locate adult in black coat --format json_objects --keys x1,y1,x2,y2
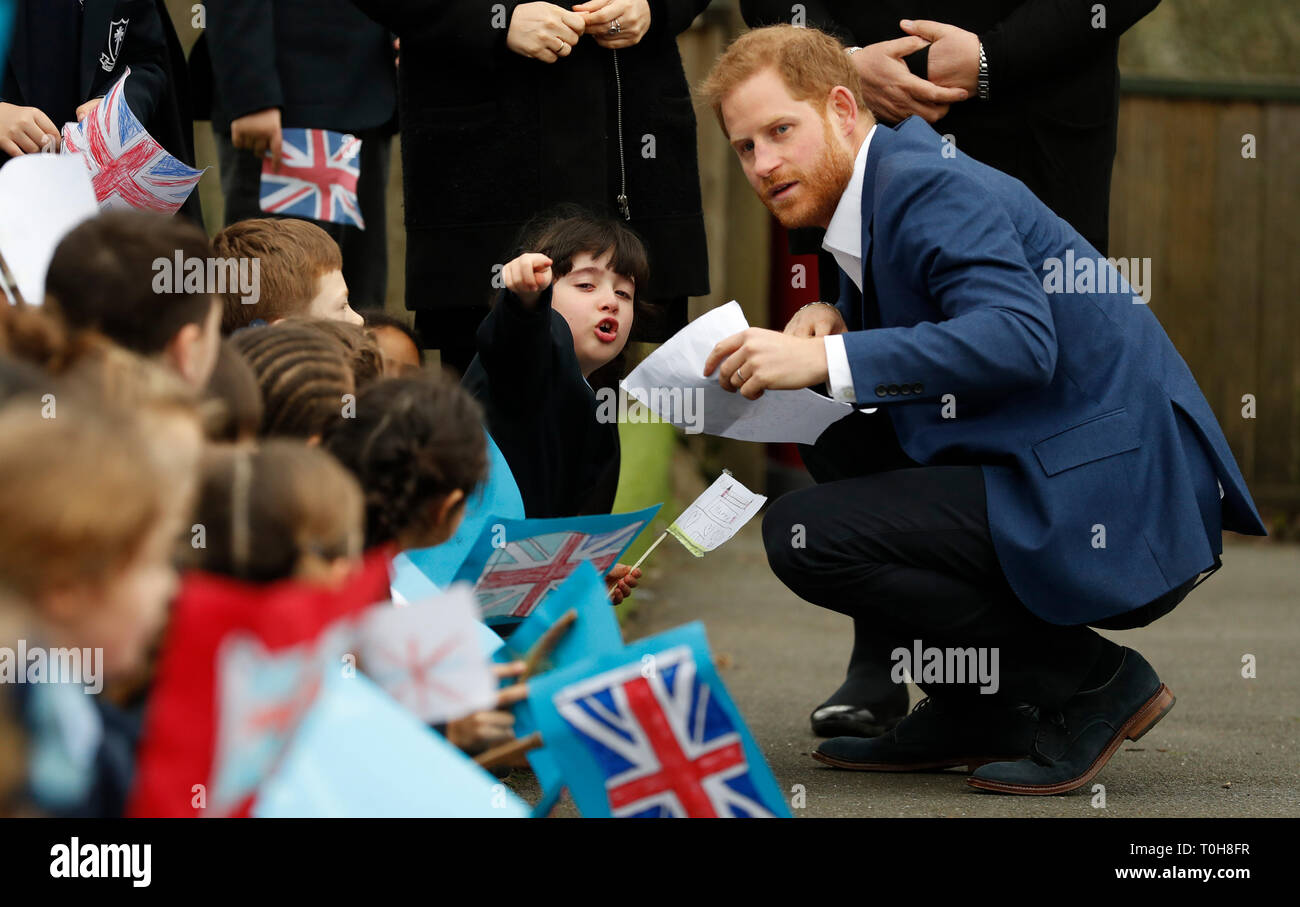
[
  {"x1": 1, "y1": 0, "x2": 203, "y2": 224},
  {"x1": 191, "y1": 0, "x2": 399, "y2": 309},
  {"x1": 741, "y1": 0, "x2": 1162, "y2": 257},
  {"x1": 350, "y1": 1, "x2": 712, "y2": 372}
]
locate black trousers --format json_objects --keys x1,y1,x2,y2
[
  {"x1": 214, "y1": 127, "x2": 392, "y2": 311},
  {"x1": 762, "y1": 410, "x2": 1193, "y2": 710}
]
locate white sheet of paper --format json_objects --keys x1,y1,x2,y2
[
  {"x1": 667, "y1": 470, "x2": 767, "y2": 557},
  {"x1": 621, "y1": 300, "x2": 860, "y2": 444},
  {"x1": 0, "y1": 154, "x2": 99, "y2": 306},
  {"x1": 358, "y1": 583, "x2": 498, "y2": 725}
]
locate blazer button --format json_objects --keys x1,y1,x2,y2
[
  {"x1": 913, "y1": 383, "x2": 924, "y2": 394},
  {"x1": 875, "y1": 385, "x2": 888, "y2": 397},
  {"x1": 887, "y1": 384, "x2": 900, "y2": 395}
]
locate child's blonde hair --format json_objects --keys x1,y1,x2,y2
[
  {"x1": 186, "y1": 441, "x2": 365, "y2": 583},
  {"x1": 0, "y1": 401, "x2": 171, "y2": 604}
]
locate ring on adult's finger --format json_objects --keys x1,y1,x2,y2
[{"x1": 609, "y1": 19, "x2": 622, "y2": 34}]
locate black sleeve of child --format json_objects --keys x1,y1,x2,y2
[
  {"x1": 114, "y1": 0, "x2": 170, "y2": 125},
  {"x1": 475, "y1": 287, "x2": 559, "y2": 413},
  {"x1": 206, "y1": 0, "x2": 284, "y2": 124}
]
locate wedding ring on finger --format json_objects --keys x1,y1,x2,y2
[{"x1": 609, "y1": 19, "x2": 622, "y2": 34}]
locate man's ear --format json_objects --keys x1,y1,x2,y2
[{"x1": 828, "y1": 85, "x2": 859, "y2": 136}]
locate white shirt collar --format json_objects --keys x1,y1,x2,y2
[{"x1": 822, "y1": 125, "x2": 876, "y2": 292}]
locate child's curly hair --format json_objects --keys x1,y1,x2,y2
[
  {"x1": 231, "y1": 322, "x2": 354, "y2": 438},
  {"x1": 322, "y1": 375, "x2": 488, "y2": 548}
]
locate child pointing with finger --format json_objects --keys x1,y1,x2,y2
[{"x1": 461, "y1": 207, "x2": 650, "y2": 602}]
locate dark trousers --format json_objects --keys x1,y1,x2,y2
[
  {"x1": 762, "y1": 411, "x2": 1191, "y2": 711},
  {"x1": 214, "y1": 127, "x2": 392, "y2": 310}
]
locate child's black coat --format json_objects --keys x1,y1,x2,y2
[{"x1": 462, "y1": 287, "x2": 620, "y2": 519}]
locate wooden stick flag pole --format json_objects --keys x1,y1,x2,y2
[
  {"x1": 521, "y1": 608, "x2": 577, "y2": 680},
  {"x1": 474, "y1": 731, "x2": 544, "y2": 769},
  {"x1": 0, "y1": 248, "x2": 27, "y2": 308}
]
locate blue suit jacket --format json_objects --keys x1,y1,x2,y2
[{"x1": 835, "y1": 117, "x2": 1266, "y2": 626}]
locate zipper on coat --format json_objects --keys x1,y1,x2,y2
[{"x1": 612, "y1": 49, "x2": 630, "y2": 220}]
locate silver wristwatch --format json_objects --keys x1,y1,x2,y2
[{"x1": 978, "y1": 41, "x2": 990, "y2": 100}]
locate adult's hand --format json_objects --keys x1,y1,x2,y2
[
  {"x1": 573, "y1": 0, "x2": 651, "y2": 49},
  {"x1": 231, "y1": 107, "x2": 283, "y2": 169},
  {"x1": 783, "y1": 302, "x2": 847, "y2": 338},
  {"x1": 850, "y1": 36, "x2": 967, "y2": 124},
  {"x1": 0, "y1": 102, "x2": 60, "y2": 157},
  {"x1": 703, "y1": 328, "x2": 830, "y2": 400},
  {"x1": 900, "y1": 19, "x2": 981, "y2": 95},
  {"x1": 507, "y1": 2, "x2": 585, "y2": 63}
]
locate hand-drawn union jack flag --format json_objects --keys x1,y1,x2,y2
[
  {"x1": 553, "y1": 644, "x2": 779, "y2": 818},
  {"x1": 259, "y1": 127, "x2": 365, "y2": 228},
  {"x1": 472, "y1": 522, "x2": 643, "y2": 623},
  {"x1": 60, "y1": 67, "x2": 204, "y2": 214}
]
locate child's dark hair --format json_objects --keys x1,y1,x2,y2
[
  {"x1": 282, "y1": 316, "x2": 383, "y2": 389},
  {"x1": 230, "y1": 323, "x2": 354, "y2": 438},
  {"x1": 514, "y1": 204, "x2": 651, "y2": 296},
  {"x1": 512, "y1": 205, "x2": 652, "y2": 389},
  {"x1": 322, "y1": 375, "x2": 488, "y2": 548},
  {"x1": 187, "y1": 441, "x2": 364, "y2": 582},
  {"x1": 200, "y1": 340, "x2": 264, "y2": 443},
  {"x1": 358, "y1": 309, "x2": 424, "y2": 361},
  {"x1": 44, "y1": 211, "x2": 217, "y2": 355}
]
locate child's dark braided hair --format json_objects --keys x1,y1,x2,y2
[
  {"x1": 322, "y1": 374, "x2": 488, "y2": 548},
  {"x1": 231, "y1": 323, "x2": 355, "y2": 439}
]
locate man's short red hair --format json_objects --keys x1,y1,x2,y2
[{"x1": 698, "y1": 25, "x2": 867, "y2": 136}]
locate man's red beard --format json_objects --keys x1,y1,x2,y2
[{"x1": 759, "y1": 117, "x2": 856, "y2": 230}]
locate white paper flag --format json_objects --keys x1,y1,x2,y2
[
  {"x1": 357, "y1": 583, "x2": 498, "y2": 725},
  {"x1": 667, "y1": 470, "x2": 767, "y2": 557},
  {"x1": 0, "y1": 154, "x2": 98, "y2": 306},
  {"x1": 621, "y1": 300, "x2": 863, "y2": 444}
]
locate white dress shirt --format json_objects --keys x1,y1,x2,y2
[{"x1": 821, "y1": 125, "x2": 876, "y2": 404}]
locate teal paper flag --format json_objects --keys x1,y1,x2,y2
[{"x1": 253, "y1": 672, "x2": 528, "y2": 818}]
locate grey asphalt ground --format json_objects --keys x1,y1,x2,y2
[{"x1": 515, "y1": 507, "x2": 1300, "y2": 818}]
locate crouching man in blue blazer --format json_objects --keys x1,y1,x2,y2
[{"x1": 699, "y1": 25, "x2": 1266, "y2": 795}]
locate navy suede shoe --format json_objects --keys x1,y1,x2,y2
[
  {"x1": 968, "y1": 647, "x2": 1175, "y2": 795},
  {"x1": 812, "y1": 696, "x2": 1039, "y2": 772},
  {"x1": 809, "y1": 686, "x2": 909, "y2": 738}
]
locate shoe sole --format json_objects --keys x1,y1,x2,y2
[
  {"x1": 966, "y1": 683, "x2": 1176, "y2": 796},
  {"x1": 811, "y1": 751, "x2": 1023, "y2": 773}
]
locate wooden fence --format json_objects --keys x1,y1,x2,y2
[{"x1": 1110, "y1": 82, "x2": 1300, "y2": 527}]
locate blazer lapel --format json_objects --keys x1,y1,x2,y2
[
  {"x1": 81, "y1": 0, "x2": 116, "y2": 99},
  {"x1": 856, "y1": 121, "x2": 905, "y2": 329}
]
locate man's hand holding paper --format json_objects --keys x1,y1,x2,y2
[
  {"x1": 620, "y1": 300, "x2": 858, "y2": 444},
  {"x1": 703, "y1": 327, "x2": 830, "y2": 401}
]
